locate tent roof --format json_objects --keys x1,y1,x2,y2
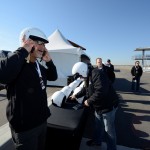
[
  {"x1": 46, "y1": 29, "x2": 86, "y2": 50},
  {"x1": 46, "y1": 29, "x2": 76, "y2": 50},
  {"x1": 67, "y1": 40, "x2": 86, "y2": 50}
]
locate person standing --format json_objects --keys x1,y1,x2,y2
[
  {"x1": 105, "y1": 59, "x2": 114, "y2": 72},
  {"x1": 131, "y1": 61, "x2": 143, "y2": 92},
  {"x1": 71, "y1": 61, "x2": 119, "y2": 150},
  {"x1": 96, "y1": 58, "x2": 115, "y2": 84},
  {"x1": 0, "y1": 27, "x2": 57, "y2": 150}
]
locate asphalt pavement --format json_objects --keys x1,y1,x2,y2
[{"x1": 0, "y1": 66, "x2": 150, "y2": 150}]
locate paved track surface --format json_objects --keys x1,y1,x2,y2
[{"x1": 0, "y1": 67, "x2": 150, "y2": 149}]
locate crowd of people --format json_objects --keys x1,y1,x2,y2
[{"x1": 0, "y1": 26, "x2": 143, "y2": 150}]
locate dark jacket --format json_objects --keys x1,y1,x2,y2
[
  {"x1": 87, "y1": 68, "x2": 119, "y2": 114},
  {"x1": 95, "y1": 64, "x2": 116, "y2": 84},
  {"x1": 0, "y1": 48, "x2": 57, "y2": 132},
  {"x1": 106, "y1": 63, "x2": 114, "y2": 72},
  {"x1": 131, "y1": 66, "x2": 143, "y2": 78}
]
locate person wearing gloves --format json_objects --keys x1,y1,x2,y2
[
  {"x1": 70, "y1": 61, "x2": 119, "y2": 150},
  {"x1": 0, "y1": 27, "x2": 57, "y2": 150}
]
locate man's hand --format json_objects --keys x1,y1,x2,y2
[
  {"x1": 42, "y1": 48, "x2": 52, "y2": 62},
  {"x1": 22, "y1": 35, "x2": 35, "y2": 53},
  {"x1": 69, "y1": 95, "x2": 76, "y2": 100},
  {"x1": 84, "y1": 100, "x2": 89, "y2": 107}
]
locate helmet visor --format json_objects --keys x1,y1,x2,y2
[{"x1": 29, "y1": 35, "x2": 49, "y2": 43}]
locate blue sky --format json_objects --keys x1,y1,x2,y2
[{"x1": 0, "y1": 0, "x2": 150, "y2": 65}]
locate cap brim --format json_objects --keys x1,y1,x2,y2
[{"x1": 29, "y1": 35, "x2": 49, "y2": 43}]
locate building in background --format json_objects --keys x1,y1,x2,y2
[{"x1": 132, "y1": 47, "x2": 150, "y2": 72}]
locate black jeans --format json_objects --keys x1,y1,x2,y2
[
  {"x1": 11, "y1": 122, "x2": 47, "y2": 150},
  {"x1": 131, "y1": 76, "x2": 140, "y2": 91}
]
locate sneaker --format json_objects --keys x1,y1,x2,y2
[{"x1": 86, "y1": 139, "x2": 101, "y2": 146}]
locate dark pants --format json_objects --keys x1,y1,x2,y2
[
  {"x1": 132, "y1": 76, "x2": 140, "y2": 91},
  {"x1": 11, "y1": 122, "x2": 47, "y2": 150}
]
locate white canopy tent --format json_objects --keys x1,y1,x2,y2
[{"x1": 44, "y1": 29, "x2": 90, "y2": 86}]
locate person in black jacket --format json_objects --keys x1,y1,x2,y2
[
  {"x1": 70, "y1": 61, "x2": 119, "y2": 150},
  {"x1": 95, "y1": 58, "x2": 115, "y2": 84},
  {"x1": 0, "y1": 27, "x2": 57, "y2": 150},
  {"x1": 105, "y1": 59, "x2": 114, "y2": 72},
  {"x1": 131, "y1": 61, "x2": 143, "y2": 91}
]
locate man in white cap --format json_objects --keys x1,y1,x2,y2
[{"x1": 0, "y1": 27, "x2": 57, "y2": 150}]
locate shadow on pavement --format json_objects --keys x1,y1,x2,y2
[
  {"x1": 114, "y1": 78, "x2": 149, "y2": 94},
  {"x1": 115, "y1": 105, "x2": 150, "y2": 149},
  {"x1": 114, "y1": 78, "x2": 150, "y2": 149},
  {"x1": 114, "y1": 69, "x2": 121, "y2": 72}
]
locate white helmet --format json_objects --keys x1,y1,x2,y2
[
  {"x1": 19, "y1": 27, "x2": 49, "y2": 45},
  {"x1": 72, "y1": 62, "x2": 88, "y2": 78},
  {"x1": 68, "y1": 82, "x2": 77, "y2": 91},
  {"x1": 61, "y1": 86, "x2": 73, "y2": 99},
  {"x1": 73, "y1": 79, "x2": 82, "y2": 87},
  {"x1": 79, "y1": 81, "x2": 85, "y2": 88},
  {"x1": 73, "y1": 86, "x2": 84, "y2": 104},
  {"x1": 51, "y1": 91, "x2": 66, "y2": 107},
  {"x1": 68, "y1": 79, "x2": 82, "y2": 91}
]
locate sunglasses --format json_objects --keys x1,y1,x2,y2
[{"x1": 34, "y1": 40, "x2": 45, "y2": 45}]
